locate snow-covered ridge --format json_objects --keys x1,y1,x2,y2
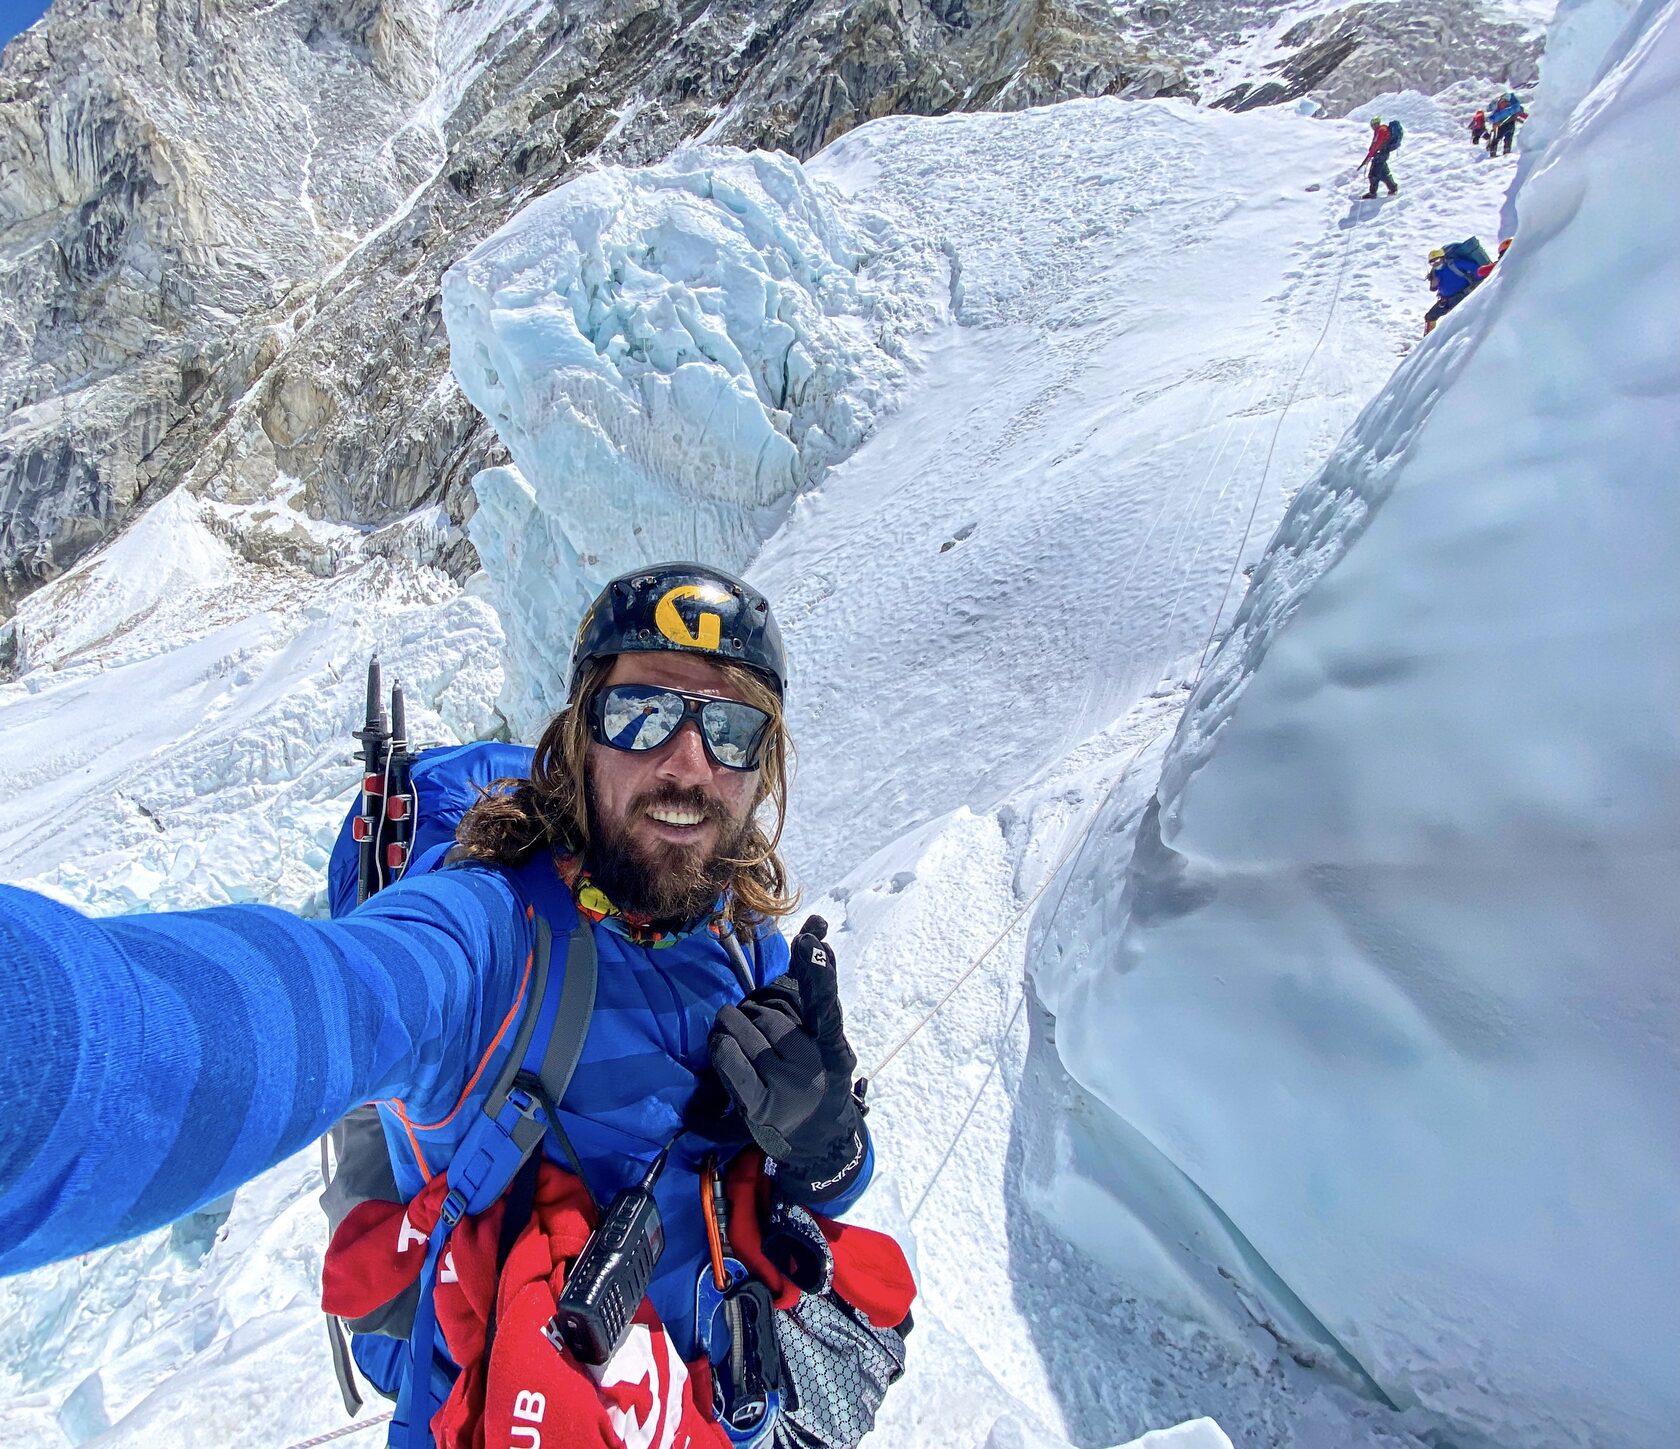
[
  {"x1": 0, "y1": 0, "x2": 1547, "y2": 624},
  {"x1": 0, "y1": 492, "x2": 502, "y2": 919}
]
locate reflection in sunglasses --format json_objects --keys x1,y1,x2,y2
[{"x1": 592, "y1": 685, "x2": 770, "y2": 771}]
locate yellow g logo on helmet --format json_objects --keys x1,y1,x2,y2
[{"x1": 654, "y1": 582, "x2": 731, "y2": 651}]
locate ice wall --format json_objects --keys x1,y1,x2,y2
[
  {"x1": 441, "y1": 147, "x2": 941, "y2": 736},
  {"x1": 1501, "y1": 0, "x2": 1642, "y2": 233},
  {"x1": 1042, "y1": 2, "x2": 1680, "y2": 1445}
]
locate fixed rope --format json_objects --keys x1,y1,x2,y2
[
  {"x1": 867, "y1": 198, "x2": 1358, "y2": 1090},
  {"x1": 279, "y1": 1414, "x2": 393, "y2": 1449},
  {"x1": 863, "y1": 735, "x2": 1149, "y2": 1084},
  {"x1": 1195, "y1": 213, "x2": 1355, "y2": 678}
]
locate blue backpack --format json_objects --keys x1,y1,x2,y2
[
  {"x1": 1385, "y1": 118, "x2": 1404, "y2": 149},
  {"x1": 321, "y1": 740, "x2": 600, "y2": 1449},
  {"x1": 325, "y1": 740, "x2": 535, "y2": 917}
]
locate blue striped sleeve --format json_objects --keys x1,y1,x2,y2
[{"x1": 0, "y1": 867, "x2": 531, "y2": 1276}]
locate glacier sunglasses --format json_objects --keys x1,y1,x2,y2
[{"x1": 587, "y1": 683, "x2": 773, "y2": 771}]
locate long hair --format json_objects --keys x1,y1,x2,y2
[{"x1": 454, "y1": 657, "x2": 797, "y2": 932}]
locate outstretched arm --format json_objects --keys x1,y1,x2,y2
[{"x1": 0, "y1": 866, "x2": 531, "y2": 1276}]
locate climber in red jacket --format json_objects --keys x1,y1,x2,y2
[{"x1": 1362, "y1": 117, "x2": 1400, "y2": 199}]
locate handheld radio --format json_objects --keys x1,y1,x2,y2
[{"x1": 546, "y1": 1145, "x2": 670, "y2": 1365}]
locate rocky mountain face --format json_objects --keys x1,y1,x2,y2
[
  {"x1": 0, "y1": 0, "x2": 1540, "y2": 623},
  {"x1": 1197, "y1": 1, "x2": 1544, "y2": 113}
]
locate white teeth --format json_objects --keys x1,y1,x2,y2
[{"x1": 649, "y1": 808, "x2": 705, "y2": 826}]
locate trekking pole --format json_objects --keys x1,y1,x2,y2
[
  {"x1": 382, "y1": 682, "x2": 416, "y2": 884},
  {"x1": 351, "y1": 657, "x2": 391, "y2": 905}
]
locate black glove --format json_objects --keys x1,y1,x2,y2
[{"x1": 707, "y1": 916, "x2": 868, "y2": 1202}]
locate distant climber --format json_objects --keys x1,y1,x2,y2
[
  {"x1": 1469, "y1": 108, "x2": 1488, "y2": 146},
  {"x1": 1486, "y1": 93, "x2": 1527, "y2": 155},
  {"x1": 1362, "y1": 116, "x2": 1402, "y2": 198},
  {"x1": 1477, "y1": 237, "x2": 1514, "y2": 279},
  {"x1": 1423, "y1": 240, "x2": 1490, "y2": 332}
]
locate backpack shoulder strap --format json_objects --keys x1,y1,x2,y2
[
  {"x1": 396, "y1": 863, "x2": 599, "y2": 1449},
  {"x1": 483, "y1": 905, "x2": 598, "y2": 1121}
]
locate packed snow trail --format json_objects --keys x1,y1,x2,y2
[{"x1": 0, "y1": 92, "x2": 1512, "y2": 1449}]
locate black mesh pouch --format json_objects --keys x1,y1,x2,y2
[{"x1": 762, "y1": 1202, "x2": 909, "y2": 1449}]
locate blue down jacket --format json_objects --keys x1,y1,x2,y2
[{"x1": 0, "y1": 860, "x2": 873, "y2": 1364}]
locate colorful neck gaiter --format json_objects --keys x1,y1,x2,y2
[{"x1": 555, "y1": 853, "x2": 707, "y2": 948}]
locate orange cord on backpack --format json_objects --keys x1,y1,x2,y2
[{"x1": 700, "y1": 1154, "x2": 729, "y2": 1290}]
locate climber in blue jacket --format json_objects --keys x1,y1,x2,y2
[
  {"x1": 0, "y1": 562, "x2": 872, "y2": 1386},
  {"x1": 1424, "y1": 246, "x2": 1485, "y2": 331},
  {"x1": 1485, "y1": 92, "x2": 1528, "y2": 155}
]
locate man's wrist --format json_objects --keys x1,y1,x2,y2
[{"x1": 768, "y1": 1118, "x2": 870, "y2": 1204}]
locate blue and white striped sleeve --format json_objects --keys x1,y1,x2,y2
[{"x1": 0, "y1": 866, "x2": 531, "y2": 1276}]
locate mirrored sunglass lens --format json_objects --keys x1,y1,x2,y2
[
  {"x1": 701, "y1": 700, "x2": 768, "y2": 768},
  {"x1": 600, "y1": 687, "x2": 683, "y2": 751}
]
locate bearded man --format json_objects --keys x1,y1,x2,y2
[{"x1": 0, "y1": 562, "x2": 876, "y2": 1445}]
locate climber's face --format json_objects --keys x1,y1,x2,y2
[{"x1": 583, "y1": 652, "x2": 763, "y2": 922}]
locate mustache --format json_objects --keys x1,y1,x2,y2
[{"x1": 632, "y1": 785, "x2": 725, "y2": 822}]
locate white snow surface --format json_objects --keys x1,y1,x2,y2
[
  {"x1": 6, "y1": 21, "x2": 1662, "y2": 1449},
  {"x1": 0, "y1": 492, "x2": 503, "y2": 915}
]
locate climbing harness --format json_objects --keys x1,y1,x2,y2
[{"x1": 695, "y1": 1155, "x2": 784, "y2": 1447}]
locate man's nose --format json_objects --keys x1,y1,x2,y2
[{"x1": 654, "y1": 719, "x2": 714, "y2": 783}]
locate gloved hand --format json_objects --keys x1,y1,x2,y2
[{"x1": 707, "y1": 916, "x2": 868, "y2": 1202}]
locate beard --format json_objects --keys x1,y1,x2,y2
[{"x1": 584, "y1": 779, "x2": 755, "y2": 926}]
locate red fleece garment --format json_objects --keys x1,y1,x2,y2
[{"x1": 723, "y1": 1152, "x2": 917, "y2": 1329}]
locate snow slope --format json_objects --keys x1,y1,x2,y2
[
  {"x1": 1039, "y1": 0, "x2": 1680, "y2": 1445},
  {"x1": 0, "y1": 72, "x2": 1535, "y2": 1449}
]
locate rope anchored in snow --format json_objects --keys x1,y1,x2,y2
[
  {"x1": 860, "y1": 737, "x2": 1147, "y2": 1087},
  {"x1": 1197, "y1": 205, "x2": 1355, "y2": 679}
]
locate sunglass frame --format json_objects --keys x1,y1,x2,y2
[{"x1": 587, "y1": 683, "x2": 772, "y2": 772}]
